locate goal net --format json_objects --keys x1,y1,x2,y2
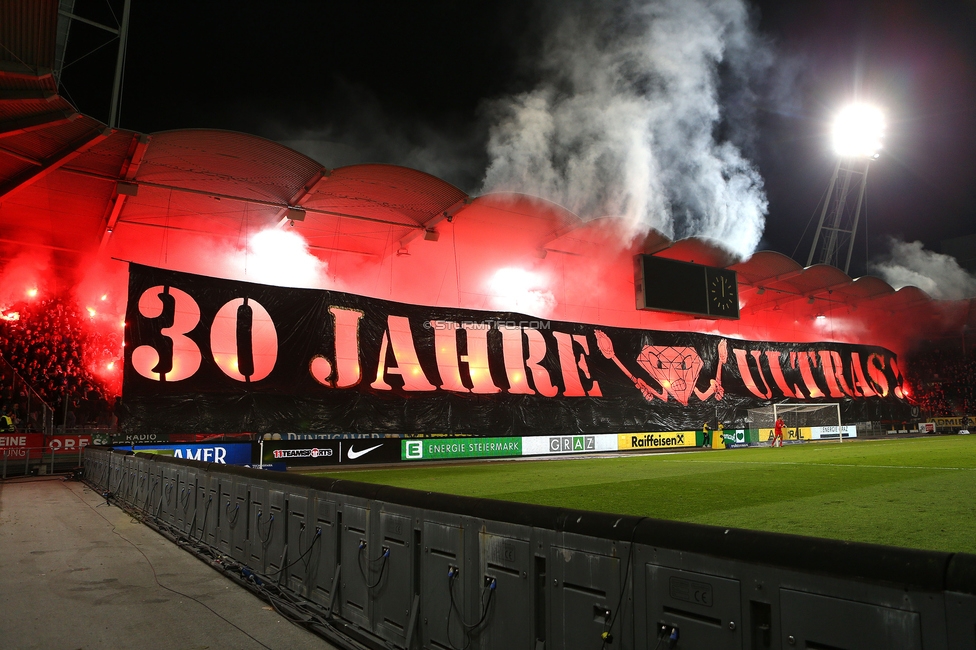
[{"x1": 747, "y1": 403, "x2": 843, "y2": 443}]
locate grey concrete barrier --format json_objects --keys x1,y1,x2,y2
[{"x1": 84, "y1": 446, "x2": 976, "y2": 650}]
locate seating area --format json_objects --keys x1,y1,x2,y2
[
  {"x1": 904, "y1": 344, "x2": 975, "y2": 417},
  {"x1": 0, "y1": 296, "x2": 120, "y2": 432}
]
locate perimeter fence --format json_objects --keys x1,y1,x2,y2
[{"x1": 83, "y1": 446, "x2": 976, "y2": 650}]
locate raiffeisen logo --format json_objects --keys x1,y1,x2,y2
[
  {"x1": 629, "y1": 433, "x2": 686, "y2": 448},
  {"x1": 272, "y1": 448, "x2": 333, "y2": 459}
]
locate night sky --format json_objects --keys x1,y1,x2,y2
[{"x1": 57, "y1": 0, "x2": 976, "y2": 280}]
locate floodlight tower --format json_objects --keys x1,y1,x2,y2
[{"x1": 807, "y1": 104, "x2": 885, "y2": 274}]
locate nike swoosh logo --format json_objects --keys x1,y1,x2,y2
[{"x1": 347, "y1": 444, "x2": 383, "y2": 460}]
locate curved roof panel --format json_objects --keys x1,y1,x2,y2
[
  {"x1": 465, "y1": 193, "x2": 582, "y2": 237},
  {"x1": 866, "y1": 285, "x2": 933, "y2": 310},
  {"x1": 729, "y1": 250, "x2": 802, "y2": 285},
  {"x1": 543, "y1": 216, "x2": 637, "y2": 256},
  {"x1": 780, "y1": 264, "x2": 852, "y2": 295},
  {"x1": 135, "y1": 129, "x2": 323, "y2": 204},
  {"x1": 838, "y1": 276, "x2": 896, "y2": 300},
  {"x1": 655, "y1": 237, "x2": 738, "y2": 267},
  {"x1": 305, "y1": 164, "x2": 468, "y2": 227}
]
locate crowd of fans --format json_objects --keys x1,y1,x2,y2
[
  {"x1": 904, "y1": 344, "x2": 975, "y2": 417},
  {"x1": 0, "y1": 296, "x2": 121, "y2": 432}
]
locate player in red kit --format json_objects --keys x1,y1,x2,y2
[{"x1": 773, "y1": 417, "x2": 785, "y2": 447}]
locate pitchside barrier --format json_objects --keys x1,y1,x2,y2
[
  {"x1": 0, "y1": 434, "x2": 92, "y2": 477},
  {"x1": 108, "y1": 430, "x2": 868, "y2": 473},
  {"x1": 83, "y1": 446, "x2": 976, "y2": 650}
]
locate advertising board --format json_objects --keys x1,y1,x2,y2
[
  {"x1": 402, "y1": 437, "x2": 521, "y2": 461},
  {"x1": 521, "y1": 434, "x2": 618, "y2": 456},
  {"x1": 617, "y1": 432, "x2": 696, "y2": 450},
  {"x1": 934, "y1": 417, "x2": 965, "y2": 430},
  {"x1": 757, "y1": 427, "x2": 810, "y2": 443},
  {"x1": 0, "y1": 433, "x2": 43, "y2": 458},
  {"x1": 133, "y1": 443, "x2": 253, "y2": 465},
  {"x1": 263, "y1": 432, "x2": 402, "y2": 440},
  {"x1": 260, "y1": 439, "x2": 402, "y2": 468},
  {"x1": 46, "y1": 435, "x2": 92, "y2": 454},
  {"x1": 808, "y1": 425, "x2": 857, "y2": 440}
]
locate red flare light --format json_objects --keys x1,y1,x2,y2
[
  {"x1": 26, "y1": 288, "x2": 37, "y2": 298},
  {"x1": 0, "y1": 312, "x2": 19, "y2": 321}
]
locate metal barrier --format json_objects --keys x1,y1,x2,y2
[
  {"x1": 0, "y1": 353, "x2": 55, "y2": 435},
  {"x1": 83, "y1": 446, "x2": 976, "y2": 650},
  {"x1": 1, "y1": 445, "x2": 86, "y2": 478}
]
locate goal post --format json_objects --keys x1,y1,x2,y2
[{"x1": 748, "y1": 402, "x2": 843, "y2": 444}]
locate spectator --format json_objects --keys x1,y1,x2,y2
[{"x1": 0, "y1": 295, "x2": 121, "y2": 431}]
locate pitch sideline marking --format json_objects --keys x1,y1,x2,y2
[{"x1": 657, "y1": 459, "x2": 976, "y2": 471}]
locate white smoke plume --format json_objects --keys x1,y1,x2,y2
[
  {"x1": 221, "y1": 229, "x2": 332, "y2": 290},
  {"x1": 870, "y1": 239, "x2": 976, "y2": 301},
  {"x1": 481, "y1": 0, "x2": 770, "y2": 258}
]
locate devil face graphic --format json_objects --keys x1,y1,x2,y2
[
  {"x1": 637, "y1": 346, "x2": 703, "y2": 405},
  {"x1": 593, "y1": 329, "x2": 726, "y2": 404}
]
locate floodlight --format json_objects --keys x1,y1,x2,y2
[{"x1": 832, "y1": 104, "x2": 885, "y2": 158}]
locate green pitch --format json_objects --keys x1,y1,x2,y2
[{"x1": 312, "y1": 437, "x2": 976, "y2": 554}]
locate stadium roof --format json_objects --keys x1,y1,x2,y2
[{"x1": 1, "y1": 0, "x2": 972, "y2": 356}]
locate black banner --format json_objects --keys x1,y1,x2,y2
[{"x1": 121, "y1": 264, "x2": 910, "y2": 435}]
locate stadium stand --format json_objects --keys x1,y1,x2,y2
[
  {"x1": 0, "y1": 296, "x2": 119, "y2": 432},
  {"x1": 905, "y1": 344, "x2": 975, "y2": 417}
]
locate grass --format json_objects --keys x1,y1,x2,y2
[{"x1": 310, "y1": 437, "x2": 976, "y2": 554}]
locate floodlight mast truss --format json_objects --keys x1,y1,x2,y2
[
  {"x1": 806, "y1": 156, "x2": 870, "y2": 274},
  {"x1": 56, "y1": 0, "x2": 133, "y2": 129}
]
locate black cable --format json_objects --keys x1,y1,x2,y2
[
  {"x1": 357, "y1": 542, "x2": 390, "y2": 589},
  {"x1": 180, "y1": 486, "x2": 191, "y2": 512},
  {"x1": 143, "y1": 479, "x2": 155, "y2": 513},
  {"x1": 600, "y1": 517, "x2": 647, "y2": 650},
  {"x1": 447, "y1": 570, "x2": 495, "y2": 650},
  {"x1": 226, "y1": 501, "x2": 240, "y2": 526},
  {"x1": 69, "y1": 481, "x2": 273, "y2": 650},
  {"x1": 265, "y1": 527, "x2": 321, "y2": 579},
  {"x1": 256, "y1": 511, "x2": 274, "y2": 546},
  {"x1": 198, "y1": 495, "x2": 212, "y2": 540},
  {"x1": 449, "y1": 573, "x2": 489, "y2": 629},
  {"x1": 154, "y1": 483, "x2": 164, "y2": 519}
]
